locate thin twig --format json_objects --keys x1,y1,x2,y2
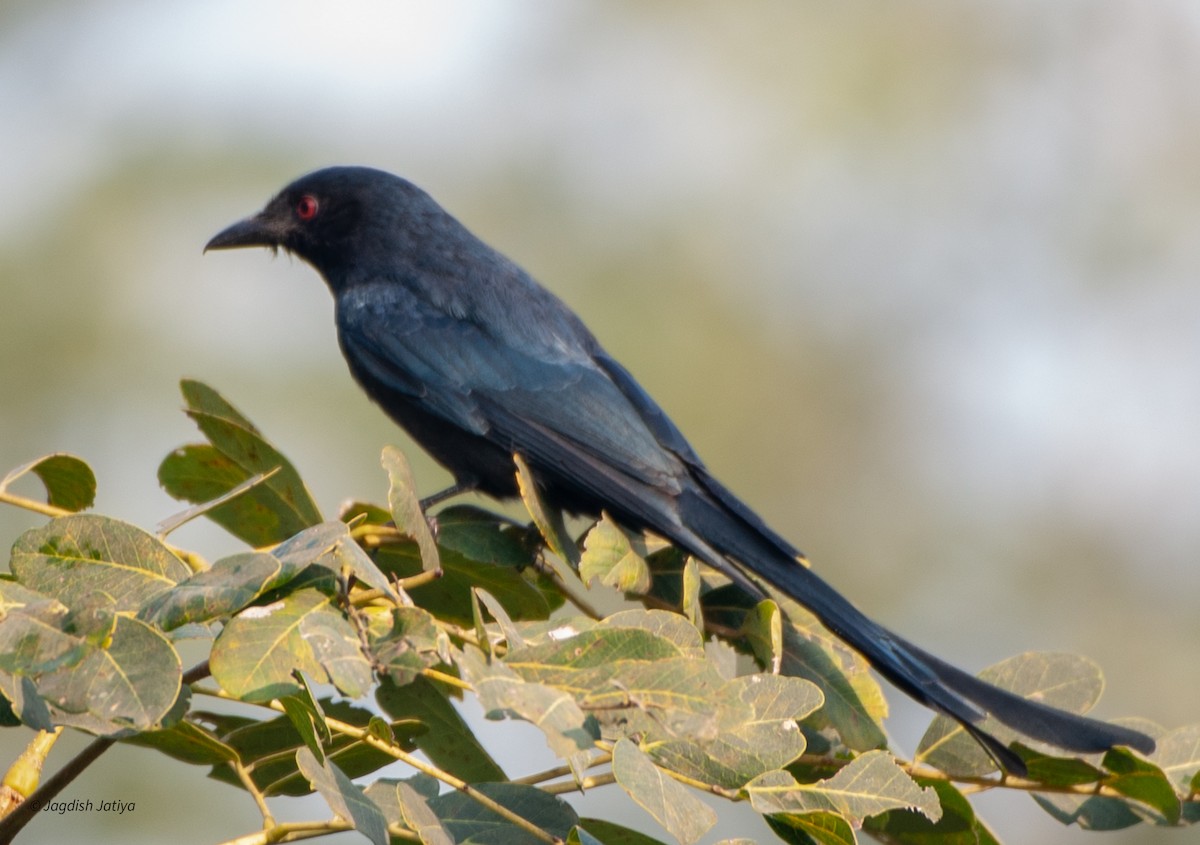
[
  {"x1": 231, "y1": 758, "x2": 274, "y2": 827},
  {"x1": 0, "y1": 491, "x2": 70, "y2": 519}
]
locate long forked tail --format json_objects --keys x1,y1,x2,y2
[{"x1": 672, "y1": 478, "x2": 1155, "y2": 774}]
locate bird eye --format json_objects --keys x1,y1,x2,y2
[{"x1": 295, "y1": 195, "x2": 319, "y2": 221}]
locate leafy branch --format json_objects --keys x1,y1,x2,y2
[{"x1": 0, "y1": 379, "x2": 1195, "y2": 845}]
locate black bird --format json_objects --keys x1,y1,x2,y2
[{"x1": 206, "y1": 165, "x2": 1153, "y2": 772}]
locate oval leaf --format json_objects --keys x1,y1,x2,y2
[
  {"x1": 2, "y1": 453, "x2": 96, "y2": 512},
  {"x1": 11, "y1": 514, "x2": 191, "y2": 613},
  {"x1": 210, "y1": 588, "x2": 342, "y2": 702}
]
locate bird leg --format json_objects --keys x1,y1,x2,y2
[{"x1": 419, "y1": 482, "x2": 473, "y2": 512}]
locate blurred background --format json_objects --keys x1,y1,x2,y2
[{"x1": 2, "y1": 2, "x2": 1197, "y2": 843}]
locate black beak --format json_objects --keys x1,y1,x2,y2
[{"x1": 204, "y1": 211, "x2": 286, "y2": 252}]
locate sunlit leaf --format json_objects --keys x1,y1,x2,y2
[
  {"x1": 612, "y1": 738, "x2": 716, "y2": 845},
  {"x1": 368, "y1": 606, "x2": 442, "y2": 686},
  {"x1": 299, "y1": 611, "x2": 374, "y2": 699},
  {"x1": 209, "y1": 587, "x2": 345, "y2": 702},
  {"x1": 458, "y1": 645, "x2": 597, "y2": 766},
  {"x1": 393, "y1": 779, "x2": 454, "y2": 845},
  {"x1": 11, "y1": 514, "x2": 191, "y2": 613},
  {"x1": 650, "y1": 674, "x2": 821, "y2": 788},
  {"x1": 383, "y1": 445, "x2": 440, "y2": 571},
  {"x1": 706, "y1": 587, "x2": 887, "y2": 753},
  {"x1": 740, "y1": 599, "x2": 783, "y2": 675},
  {"x1": 747, "y1": 751, "x2": 941, "y2": 824},
  {"x1": 1154, "y1": 723, "x2": 1200, "y2": 798},
  {"x1": 917, "y1": 652, "x2": 1108, "y2": 776},
  {"x1": 297, "y1": 746, "x2": 389, "y2": 845},
  {"x1": 580, "y1": 514, "x2": 652, "y2": 594},
  {"x1": 514, "y1": 452, "x2": 579, "y2": 567}
]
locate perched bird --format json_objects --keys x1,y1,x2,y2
[{"x1": 206, "y1": 165, "x2": 1153, "y2": 772}]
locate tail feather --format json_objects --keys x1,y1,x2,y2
[{"x1": 672, "y1": 481, "x2": 1154, "y2": 773}]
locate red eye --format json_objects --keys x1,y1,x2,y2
[{"x1": 296, "y1": 195, "x2": 319, "y2": 221}]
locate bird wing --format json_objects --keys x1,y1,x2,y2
[{"x1": 336, "y1": 282, "x2": 691, "y2": 499}]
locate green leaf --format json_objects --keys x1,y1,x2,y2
[
  {"x1": 138, "y1": 551, "x2": 290, "y2": 630},
  {"x1": 434, "y1": 505, "x2": 537, "y2": 568},
  {"x1": 568, "y1": 827, "x2": 607, "y2": 845},
  {"x1": 373, "y1": 539, "x2": 554, "y2": 626},
  {"x1": 740, "y1": 599, "x2": 783, "y2": 675},
  {"x1": 0, "y1": 581, "x2": 91, "y2": 675},
  {"x1": 917, "y1": 652, "x2": 1108, "y2": 776},
  {"x1": 362, "y1": 774, "x2": 442, "y2": 830},
  {"x1": 1100, "y1": 746, "x2": 1180, "y2": 824},
  {"x1": 206, "y1": 699, "x2": 420, "y2": 796},
  {"x1": 577, "y1": 819, "x2": 674, "y2": 845},
  {"x1": 33, "y1": 615, "x2": 183, "y2": 735},
  {"x1": 429, "y1": 782, "x2": 580, "y2": 844},
  {"x1": 382, "y1": 445, "x2": 440, "y2": 571},
  {"x1": 747, "y1": 751, "x2": 942, "y2": 824},
  {"x1": 514, "y1": 452, "x2": 580, "y2": 567},
  {"x1": 296, "y1": 746, "x2": 390, "y2": 845},
  {"x1": 612, "y1": 738, "x2": 717, "y2": 845},
  {"x1": 1016, "y1": 747, "x2": 1107, "y2": 787},
  {"x1": 122, "y1": 719, "x2": 240, "y2": 766},
  {"x1": 376, "y1": 676, "x2": 507, "y2": 783},
  {"x1": 280, "y1": 693, "x2": 327, "y2": 765},
  {"x1": 2, "y1": 453, "x2": 96, "y2": 512},
  {"x1": 11, "y1": 514, "x2": 192, "y2": 613},
  {"x1": 209, "y1": 587, "x2": 347, "y2": 701},
  {"x1": 163, "y1": 379, "x2": 322, "y2": 544},
  {"x1": 503, "y1": 625, "x2": 690, "y2": 690},
  {"x1": 368, "y1": 606, "x2": 443, "y2": 686},
  {"x1": 158, "y1": 446, "x2": 290, "y2": 546},
  {"x1": 765, "y1": 810, "x2": 856, "y2": 845},
  {"x1": 496, "y1": 611, "x2": 730, "y2": 745},
  {"x1": 154, "y1": 467, "x2": 282, "y2": 538},
  {"x1": 605, "y1": 609, "x2": 706, "y2": 656},
  {"x1": 580, "y1": 514, "x2": 652, "y2": 594},
  {"x1": 863, "y1": 778, "x2": 983, "y2": 844},
  {"x1": 475, "y1": 587, "x2": 526, "y2": 650},
  {"x1": 299, "y1": 609, "x2": 374, "y2": 699},
  {"x1": 1031, "y1": 792, "x2": 1143, "y2": 830},
  {"x1": 680, "y1": 556, "x2": 703, "y2": 630},
  {"x1": 775, "y1": 596, "x2": 887, "y2": 753}
]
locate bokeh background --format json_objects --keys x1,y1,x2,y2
[{"x1": 2, "y1": 3, "x2": 1197, "y2": 843}]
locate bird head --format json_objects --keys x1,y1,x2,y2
[{"x1": 204, "y1": 166, "x2": 441, "y2": 284}]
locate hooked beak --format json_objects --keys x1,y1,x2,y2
[{"x1": 204, "y1": 211, "x2": 287, "y2": 252}]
